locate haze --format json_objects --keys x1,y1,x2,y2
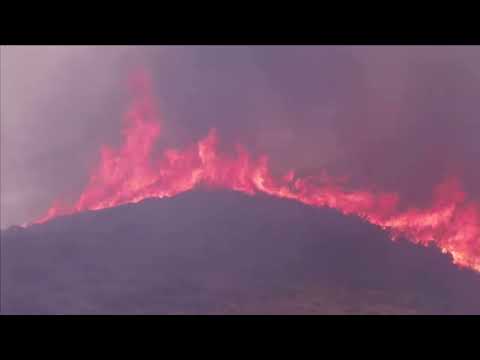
[{"x1": 2, "y1": 46, "x2": 480, "y2": 228}]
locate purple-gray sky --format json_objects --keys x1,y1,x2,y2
[{"x1": 2, "y1": 46, "x2": 480, "y2": 228}]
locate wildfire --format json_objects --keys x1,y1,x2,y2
[{"x1": 32, "y1": 71, "x2": 480, "y2": 273}]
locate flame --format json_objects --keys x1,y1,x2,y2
[{"x1": 32, "y1": 71, "x2": 480, "y2": 273}]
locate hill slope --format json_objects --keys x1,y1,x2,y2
[{"x1": 2, "y1": 190, "x2": 480, "y2": 314}]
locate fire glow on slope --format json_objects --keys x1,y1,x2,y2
[{"x1": 33, "y1": 72, "x2": 480, "y2": 273}]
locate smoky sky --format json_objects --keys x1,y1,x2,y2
[{"x1": 2, "y1": 46, "x2": 480, "y2": 228}]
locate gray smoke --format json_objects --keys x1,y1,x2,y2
[{"x1": 2, "y1": 46, "x2": 480, "y2": 228}]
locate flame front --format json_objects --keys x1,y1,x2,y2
[{"x1": 33, "y1": 72, "x2": 480, "y2": 273}]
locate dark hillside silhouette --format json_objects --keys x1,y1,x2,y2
[{"x1": 2, "y1": 190, "x2": 479, "y2": 314}]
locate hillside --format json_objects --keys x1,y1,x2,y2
[{"x1": 2, "y1": 190, "x2": 480, "y2": 314}]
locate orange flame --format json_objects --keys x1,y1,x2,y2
[{"x1": 33, "y1": 71, "x2": 480, "y2": 273}]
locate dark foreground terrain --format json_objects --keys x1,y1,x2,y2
[{"x1": 2, "y1": 190, "x2": 480, "y2": 314}]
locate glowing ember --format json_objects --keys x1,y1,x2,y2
[{"x1": 32, "y1": 71, "x2": 480, "y2": 273}]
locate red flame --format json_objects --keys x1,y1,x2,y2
[{"x1": 33, "y1": 71, "x2": 480, "y2": 273}]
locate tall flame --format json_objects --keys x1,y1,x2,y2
[{"x1": 33, "y1": 71, "x2": 480, "y2": 273}]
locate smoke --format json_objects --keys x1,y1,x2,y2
[
  {"x1": 2, "y1": 46, "x2": 480, "y2": 229},
  {"x1": 334, "y1": 47, "x2": 480, "y2": 207},
  {"x1": 1, "y1": 46, "x2": 148, "y2": 227}
]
